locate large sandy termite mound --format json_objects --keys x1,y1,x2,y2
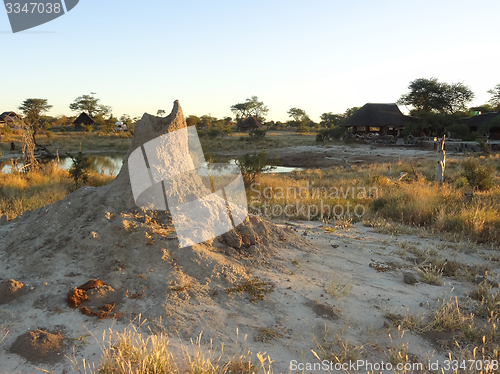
[{"x1": 0, "y1": 101, "x2": 314, "y2": 367}]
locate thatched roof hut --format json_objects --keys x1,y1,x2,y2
[
  {"x1": 73, "y1": 112, "x2": 94, "y2": 131},
  {"x1": 340, "y1": 103, "x2": 415, "y2": 136},
  {"x1": 463, "y1": 112, "x2": 500, "y2": 140},
  {"x1": 238, "y1": 116, "x2": 261, "y2": 132},
  {"x1": 0, "y1": 111, "x2": 22, "y2": 127}
]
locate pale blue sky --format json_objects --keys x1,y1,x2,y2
[{"x1": 1, "y1": 0, "x2": 499, "y2": 122}]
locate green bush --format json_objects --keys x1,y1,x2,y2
[
  {"x1": 2, "y1": 126, "x2": 12, "y2": 135},
  {"x1": 235, "y1": 151, "x2": 275, "y2": 185},
  {"x1": 249, "y1": 128, "x2": 266, "y2": 138},
  {"x1": 68, "y1": 152, "x2": 91, "y2": 185},
  {"x1": 208, "y1": 127, "x2": 222, "y2": 139},
  {"x1": 45, "y1": 130, "x2": 54, "y2": 143},
  {"x1": 462, "y1": 158, "x2": 494, "y2": 191},
  {"x1": 444, "y1": 123, "x2": 470, "y2": 140},
  {"x1": 80, "y1": 124, "x2": 93, "y2": 133},
  {"x1": 316, "y1": 127, "x2": 345, "y2": 141}
]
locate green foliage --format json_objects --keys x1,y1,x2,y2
[
  {"x1": 462, "y1": 158, "x2": 494, "y2": 191},
  {"x1": 208, "y1": 127, "x2": 223, "y2": 139},
  {"x1": 18, "y1": 98, "x2": 52, "y2": 123},
  {"x1": 397, "y1": 78, "x2": 475, "y2": 114},
  {"x1": 231, "y1": 96, "x2": 269, "y2": 123},
  {"x1": 235, "y1": 151, "x2": 275, "y2": 184},
  {"x1": 68, "y1": 152, "x2": 91, "y2": 185},
  {"x1": 297, "y1": 124, "x2": 310, "y2": 133},
  {"x1": 488, "y1": 84, "x2": 500, "y2": 108},
  {"x1": 45, "y1": 130, "x2": 54, "y2": 143},
  {"x1": 2, "y1": 126, "x2": 12, "y2": 135},
  {"x1": 412, "y1": 112, "x2": 463, "y2": 136},
  {"x1": 444, "y1": 123, "x2": 471, "y2": 139},
  {"x1": 127, "y1": 122, "x2": 135, "y2": 135},
  {"x1": 316, "y1": 127, "x2": 346, "y2": 141},
  {"x1": 249, "y1": 128, "x2": 266, "y2": 138},
  {"x1": 69, "y1": 94, "x2": 111, "y2": 117},
  {"x1": 80, "y1": 124, "x2": 93, "y2": 133}
]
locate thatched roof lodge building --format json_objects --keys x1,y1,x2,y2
[
  {"x1": 0, "y1": 111, "x2": 23, "y2": 128},
  {"x1": 463, "y1": 112, "x2": 500, "y2": 140},
  {"x1": 73, "y1": 112, "x2": 94, "y2": 131},
  {"x1": 238, "y1": 116, "x2": 261, "y2": 132},
  {"x1": 340, "y1": 103, "x2": 415, "y2": 137}
]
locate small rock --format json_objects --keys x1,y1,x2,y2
[
  {"x1": 0, "y1": 215, "x2": 7, "y2": 225},
  {"x1": 403, "y1": 272, "x2": 418, "y2": 285}
]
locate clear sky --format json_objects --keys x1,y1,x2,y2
[{"x1": 1, "y1": 0, "x2": 499, "y2": 122}]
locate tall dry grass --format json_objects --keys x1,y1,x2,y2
[
  {"x1": 248, "y1": 155, "x2": 500, "y2": 244},
  {"x1": 71, "y1": 323, "x2": 273, "y2": 374},
  {"x1": 0, "y1": 162, "x2": 114, "y2": 221}
]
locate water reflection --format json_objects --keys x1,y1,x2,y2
[
  {"x1": 0, "y1": 154, "x2": 125, "y2": 176},
  {"x1": 0, "y1": 155, "x2": 302, "y2": 175}
]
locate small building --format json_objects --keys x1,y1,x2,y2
[
  {"x1": 0, "y1": 111, "x2": 23, "y2": 128},
  {"x1": 463, "y1": 112, "x2": 500, "y2": 140},
  {"x1": 238, "y1": 116, "x2": 261, "y2": 132},
  {"x1": 73, "y1": 112, "x2": 94, "y2": 131},
  {"x1": 340, "y1": 103, "x2": 415, "y2": 137}
]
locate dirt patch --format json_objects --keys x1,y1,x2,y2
[
  {"x1": 8, "y1": 329, "x2": 66, "y2": 365},
  {"x1": 0, "y1": 279, "x2": 27, "y2": 305}
]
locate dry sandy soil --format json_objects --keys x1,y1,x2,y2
[
  {"x1": 213, "y1": 144, "x2": 440, "y2": 169},
  {"x1": 1, "y1": 217, "x2": 498, "y2": 374}
]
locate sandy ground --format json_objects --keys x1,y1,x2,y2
[
  {"x1": 214, "y1": 144, "x2": 439, "y2": 168},
  {"x1": 1, "y1": 217, "x2": 497, "y2": 374}
]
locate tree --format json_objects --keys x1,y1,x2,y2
[
  {"x1": 157, "y1": 109, "x2": 166, "y2": 117},
  {"x1": 18, "y1": 98, "x2": 54, "y2": 166},
  {"x1": 231, "y1": 96, "x2": 269, "y2": 122},
  {"x1": 487, "y1": 84, "x2": 500, "y2": 108},
  {"x1": 287, "y1": 108, "x2": 307, "y2": 122},
  {"x1": 320, "y1": 112, "x2": 345, "y2": 128},
  {"x1": 186, "y1": 115, "x2": 201, "y2": 128},
  {"x1": 18, "y1": 98, "x2": 52, "y2": 124},
  {"x1": 344, "y1": 106, "x2": 360, "y2": 119},
  {"x1": 441, "y1": 82, "x2": 475, "y2": 114},
  {"x1": 69, "y1": 94, "x2": 111, "y2": 117},
  {"x1": 397, "y1": 78, "x2": 474, "y2": 114}
]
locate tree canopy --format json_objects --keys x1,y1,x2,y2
[
  {"x1": 230, "y1": 96, "x2": 269, "y2": 122},
  {"x1": 18, "y1": 98, "x2": 52, "y2": 123},
  {"x1": 397, "y1": 78, "x2": 474, "y2": 114},
  {"x1": 69, "y1": 94, "x2": 112, "y2": 118},
  {"x1": 487, "y1": 84, "x2": 500, "y2": 109}
]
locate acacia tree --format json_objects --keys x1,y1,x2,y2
[
  {"x1": 18, "y1": 98, "x2": 53, "y2": 168},
  {"x1": 69, "y1": 94, "x2": 111, "y2": 117},
  {"x1": 231, "y1": 96, "x2": 269, "y2": 122},
  {"x1": 397, "y1": 78, "x2": 474, "y2": 114}
]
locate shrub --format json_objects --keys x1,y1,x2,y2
[
  {"x1": 2, "y1": 126, "x2": 12, "y2": 135},
  {"x1": 208, "y1": 127, "x2": 223, "y2": 139},
  {"x1": 235, "y1": 151, "x2": 275, "y2": 184},
  {"x1": 249, "y1": 128, "x2": 266, "y2": 139},
  {"x1": 462, "y1": 158, "x2": 494, "y2": 191},
  {"x1": 297, "y1": 125, "x2": 310, "y2": 133},
  {"x1": 316, "y1": 127, "x2": 345, "y2": 142},
  {"x1": 68, "y1": 152, "x2": 91, "y2": 185},
  {"x1": 444, "y1": 123, "x2": 471, "y2": 140},
  {"x1": 45, "y1": 130, "x2": 54, "y2": 143},
  {"x1": 80, "y1": 124, "x2": 93, "y2": 133}
]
